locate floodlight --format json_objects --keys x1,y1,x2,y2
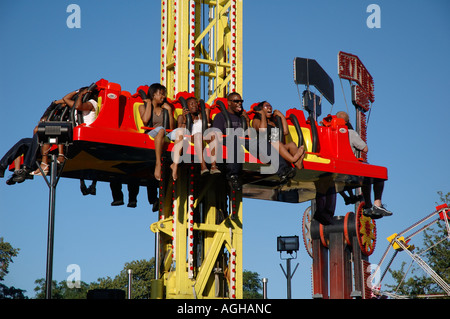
[{"x1": 277, "y1": 236, "x2": 299, "y2": 254}]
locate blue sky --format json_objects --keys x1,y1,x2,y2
[{"x1": 1, "y1": 1, "x2": 449, "y2": 299}]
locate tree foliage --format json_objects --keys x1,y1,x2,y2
[
  {"x1": 32, "y1": 259, "x2": 264, "y2": 299},
  {"x1": 243, "y1": 270, "x2": 263, "y2": 299},
  {"x1": 0, "y1": 237, "x2": 19, "y2": 282},
  {"x1": 89, "y1": 258, "x2": 155, "y2": 299},
  {"x1": 386, "y1": 191, "x2": 450, "y2": 298},
  {"x1": 34, "y1": 258, "x2": 155, "y2": 299},
  {"x1": 0, "y1": 237, "x2": 27, "y2": 299}
]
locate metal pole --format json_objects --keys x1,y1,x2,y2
[
  {"x1": 280, "y1": 257, "x2": 299, "y2": 300},
  {"x1": 286, "y1": 258, "x2": 291, "y2": 299},
  {"x1": 128, "y1": 269, "x2": 132, "y2": 299},
  {"x1": 155, "y1": 232, "x2": 160, "y2": 279},
  {"x1": 262, "y1": 278, "x2": 268, "y2": 299},
  {"x1": 45, "y1": 155, "x2": 57, "y2": 299}
]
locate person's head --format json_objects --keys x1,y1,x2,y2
[
  {"x1": 74, "y1": 86, "x2": 99, "y2": 101},
  {"x1": 227, "y1": 92, "x2": 243, "y2": 115},
  {"x1": 336, "y1": 111, "x2": 349, "y2": 123},
  {"x1": 148, "y1": 83, "x2": 167, "y2": 104},
  {"x1": 336, "y1": 111, "x2": 354, "y2": 129},
  {"x1": 253, "y1": 101, "x2": 273, "y2": 120},
  {"x1": 186, "y1": 97, "x2": 199, "y2": 115}
]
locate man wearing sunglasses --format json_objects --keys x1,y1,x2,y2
[{"x1": 212, "y1": 92, "x2": 295, "y2": 191}]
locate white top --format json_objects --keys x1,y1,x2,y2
[
  {"x1": 191, "y1": 118, "x2": 203, "y2": 135},
  {"x1": 80, "y1": 99, "x2": 98, "y2": 125}
]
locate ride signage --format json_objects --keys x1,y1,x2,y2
[{"x1": 338, "y1": 51, "x2": 374, "y2": 104}]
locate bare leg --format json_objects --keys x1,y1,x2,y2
[
  {"x1": 208, "y1": 132, "x2": 221, "y2": 173},
  {"x1": 13, "y1": 156, "x2": 21, "y2": 171},
  {"x1": 288, "y1": 144, "x2": 305, "y2": 169},
  {"x1": 57, "y1": 144, "x2": 66, "y2": 163},
  {"x1": 32, "y1": 144, "x2": 50, "y2": 175},
  {"x1": 272, "y1": 142, "x2": 304, "y2": 167},
  {"x1": 193, "y1": 133, "x2": 208, "y2": 171},
  {"x1": 154, "y1": 129, "x2": 166, "y2": 181},
  {"x1": 170, "y1": 130, "x2": 184, "y2": 181}
]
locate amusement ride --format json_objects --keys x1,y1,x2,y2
[{"x1": 7, "y1": 0, "x2": 449, "y2": 299}]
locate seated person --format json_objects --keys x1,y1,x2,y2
[
  {"x1": 139, "y1": 83, "x2": 175, "y2": 181},
  {"x1": 29, "y1": 87, "x2": 98, "y2": 177},
  {"x1": 336, "y1": 111, "x2": 392, "y2": 219},
  {"x1": 169, "y1": 96, "x2": 220, "y2": 181},
  {"x1": 251, "y1": 101, "x2": 305, "y2": 170},
  {"x1": 1, "y1": 96, "x2": 72, "y2": 183},
  {"x1": 212, "y1": 92, "x2": 294, "y2": 191}
]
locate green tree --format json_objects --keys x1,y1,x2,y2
[
  {"x1": 33, "y1": 258, "x2": 263, "y2": 299},
  {"x1": 89, "y1": 258, "x2": 155, "y2": 299},
  {"x1": 34, "y1": 278, "x2": 90, "y2": 299},
  {"x1": 0, "y1": 237, "x2": 27, "y2": 299},
  {"x1": 0, "y1": 237, "x2": 19, "y2": 281},
  {"x1": 386, "y1": 191, "x2": 450, "y2": 298},
  {"x1": 243, "y1": 270, "x2": 263, "y2": 299},
  {"x1": 34, "y1": 258, "x2": 155, "y2": 299}
]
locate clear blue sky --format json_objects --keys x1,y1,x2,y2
[{"x1": 1, "y1": 0, "x2": 449, "y2": 299}]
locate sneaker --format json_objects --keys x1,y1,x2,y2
[
  {"x1": 12, "y1": 168, "x2": 31, "y2": 183},
  {"x1": 372, "y1": 204, "x2": 393, "y2": 217},
  {"x1": 363, "y1": 204, "x2": 392, "y2": 219}
]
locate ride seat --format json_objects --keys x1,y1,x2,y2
[{"x1": 89, "y1": 79, "x2": 122, "y2": 129}]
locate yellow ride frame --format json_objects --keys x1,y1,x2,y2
[
  {"x1": 150, "y1": 165, "x2": 243, "y2": 299},
  {"x1": 161, "y1": 0, "x2": 243, "y2": 104}
]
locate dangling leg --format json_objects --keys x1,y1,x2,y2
[
  {"x1": 170, "y1": 129, "x2": 184, "y2": 181},
  {"x1": 154, "y1": 129, "x2": 166, "y2": 181}
]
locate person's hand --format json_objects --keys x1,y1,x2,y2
[
  {"x1": 255, "y1": 109, "x2": 266, "y2": 117},
  {"x1": 273, "y1": 109, "x2": 283, "y2": 117}
]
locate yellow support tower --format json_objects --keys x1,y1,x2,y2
[
  {"x1": 150, "y1": 165, "x2": 243, "y2": 299},
  {"x1": 160, "y1": 0, "x2": 243, "y2": 103},
  {"x1": 153, "y1": 0, "x2": 244, "y2": 299}
]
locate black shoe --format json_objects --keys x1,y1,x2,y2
[
  {"x1": 372, "y1": 204, "x2": 393, "y2": 217},
  {"x1": 87, "y1": 184, "x2": 96, "y2": 195},
  {"x1": 111, "y1": 200, "x2": 124, "y2": 206},
  {"x1": 12, "y1": 168, "x2": 31, "y2": 183},
  {"x1": 344, "y1": 195, "x2": 363, "y2": 205},
  {"x1": 80, "y1": 183, "x2": 89, "y2": 195},
  {"x1": 6, "y1": 174, "x2": 16, "y2": 185},
  {"x1": 152, "y1": 201, "x2": 160, "y2": 212},
  {"x1": 363, "y1": 205, "x2": 392, "y2": 219},
  {"x1": 228, "y1": 175, "x2": 242, "y2": 191},
  {"x1": 127, "y1": 201, "x2": 137, "y2": 208},
  {"x1": 280, "y1": 166, "x2": 296, "y2": 184},
  {"x1": 313, "y1": 209, "x2": 334, "y2": 225}
]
